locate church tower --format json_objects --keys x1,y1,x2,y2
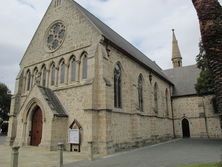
[{"x1": 172, "y1": 29, "x2": 182, "y2": 68}]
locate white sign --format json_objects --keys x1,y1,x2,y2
[{"x1": 68, "y1": 129, "x2": 80, "y2": 144}]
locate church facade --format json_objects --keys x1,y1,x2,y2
[{"x1": 7, "y1": 0, "x2": 222, "y2": 156}]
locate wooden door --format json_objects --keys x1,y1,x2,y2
[
  {"x1": 30, "y1": 107, "x2": 43, "y2": 146},
  {"x1": 182, "y1": 118, "x2": 190, "y2": 138}
]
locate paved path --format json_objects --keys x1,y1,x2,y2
[
  {"x1": 0, "y1": 137, "x2": 221, "y2": 167},
  {"x1": 0, "y1": 136, "x2": 88, "y2": 167},
  {"x1": 65, "y1": 139, "x2": 222, "y2": 167},
  {"x1": 0, "y1": 135, "x2": 6, "y2": 145}
]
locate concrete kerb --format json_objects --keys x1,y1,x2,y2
[{"x1": 103, "y1": 138, "x2": 182, "y2": 159}]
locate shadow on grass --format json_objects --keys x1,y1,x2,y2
[{"x1": 180, "y1": 163, "x2": 222, "y2": 167}]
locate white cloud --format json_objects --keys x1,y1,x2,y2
[{"x1": 1, "y1": 0, "x2": 221, "y2": 92}]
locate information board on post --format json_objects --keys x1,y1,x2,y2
[{"x1": 68, "y1": 129, "x2": 80, "y2": 144}]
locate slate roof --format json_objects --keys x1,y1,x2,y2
[
  {"x1": 163, "y1": 65, "x2": 201, "y2": 97},
  {"x1": 39, "y1": 86, "x2": 68, "y2": 117},
  {"x1": 73, "y1": 1, "x2": 172, "y2": 84}
]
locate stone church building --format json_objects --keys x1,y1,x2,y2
[{"x1": 7, "y1": 0, "x2": 222, "y2": 156}]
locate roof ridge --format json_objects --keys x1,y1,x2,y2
[
  {"x1": 164, "y1": 64, "x2": 197, "y2": 71},
  {"x1": 38, "y1": 86, "x2": 68, "y2": 117},
  {"x1": 71, "y1": 0, "x2": 172, "y2": 84}
]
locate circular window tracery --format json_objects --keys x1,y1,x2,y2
[{"x1": 46, "y1": 22, "x2": 66, "y2": 52}]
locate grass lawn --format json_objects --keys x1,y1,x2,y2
[{"x1": 180, "y1": 163, "x2": 221, "y2": 167}]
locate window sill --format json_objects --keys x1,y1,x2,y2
[
  {"x1": 113, "y1": 108, "x2": 123, "y2": 112},
  {"x1": 53, "y1": 79, "x2": 93, "y2": 91}
]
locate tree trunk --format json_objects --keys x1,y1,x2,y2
[{"x1": 192, "y1": 0, "x2": 222, "y2": 113}]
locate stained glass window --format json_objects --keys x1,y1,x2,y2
[
  {"x1": 60, "y1": 61, "x2": 65, "y2": 84},
  {"x1": 114, "y1": 64, "x2": 122, "y2": 108},
  {"x1": 51, "y1": 64, "x2": 56, "y2": 86},
  {"x1": 138, "y1": 74, "x2": 143, "y2": 112},
  {"x1": 46, "y1": 22, "x2": 66, "y2": 51}
]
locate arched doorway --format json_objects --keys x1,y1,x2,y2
[
  {"x1": 30, "y1": 106, "x2": 43, "y2": 146},
  {"x1": 182, "y1": 118, "x2": 190, "y2": 138}
]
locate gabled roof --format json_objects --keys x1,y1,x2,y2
[
  {"x1": 72, "y1": 1, "x2": 172, "y2": 84},
  {"x1": 163, "y1": 65, "x2": 201, "y2": 97},
  {"x1": 39, "y1": 86, "x2": 68, "y2": 117}
]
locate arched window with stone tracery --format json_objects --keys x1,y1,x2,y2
[
  {"x1": 154, "y1": 82, "x2": 158, "y2": 113},
  {"x1": 165, "y1": 88, "x2": 169, "y2": 116},
  {"x1": 70, "y1": 56, "x2": 77, "y2": 82},
  {"x1": 138, "y1": 74, "x2": 144, "y2": 112},
  {"x1": 114, "y1": 63, "x2": 122, "y2": 108},
  {"x1": 82, "y1": 53, "x2": 88, "y2": 79},
  {"x1": 59, "y1": 59, "x2": 65, "y2": 84},
  {"x1": 26, "y1": 70, "x2": 31, "y2": 91},
  {"x1": 41, "y1": 65, "x2": 47, "y2": 87},
  {"x1": 33, "y1": 67, "x2": 38, "y2": 85},
  {"x1": 50, "y1": 63, "x2": 56, "y2": 86}
]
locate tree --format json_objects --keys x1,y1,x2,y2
[
  {"x1": 195, "y1": 42, "x2": 214, "y2": 95},
  {"x1": 0, "y1": 83, "x2": 11, "y2": 121},
  {"x1": 192, "y1": 0, "x2": 222, "y2": 113},
  {"x1": 0, "y1": 117, "x2": 3, "y2": 126}
]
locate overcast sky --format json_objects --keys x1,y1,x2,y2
[{"x1": 0, "y1": 0, "x2": 221, "y2": 92}]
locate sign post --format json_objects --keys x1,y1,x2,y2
[{"x1": 68, "y1": 129, "x2": 80, "y2": 152}]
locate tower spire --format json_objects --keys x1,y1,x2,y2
[{"x1": 172, "y1": 29, "x2": 182, "y2": 68}]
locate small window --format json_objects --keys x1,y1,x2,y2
[
  {"x1": 165, "y1": 89, "x2": 169, "y2": 116},
  {"x1": 54, "y1": 0, "x2": 62, "y2": 7},
  {"x1": 114, "y1": 63, "x2": 122, "y2": 108},
  {"x1": 138, "y1": 74, "x2": 143, "y2": 112},
  {"x1": 41, "y1": 66, "x2": 47, "y2": 87},
  {"x1": 220, "y1": 116, "x2": 222, "y2": 130},
  {"x1": 70, "y1": 57, "x2": 76, "y2": 81},
  {"x1": 82, "y1": 54, "x2": 88, "y2": 79},
  {"x1": 26, "y1": 70, "x2": 31, "y2": 91},
  {"x1": 154, "y1": 83, "x2": 158, "y2": 113},
  {"x1": 50, "y1": 64, "x2": 56, "y2": 86},
  {"x1": 60, "y1": 60, "x2": 65, "y2": 84},
  {"x1": 33, "y1": 68, "x2": 38, "y2": 85}
]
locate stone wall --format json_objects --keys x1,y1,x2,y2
[
  {"x1": 173, "y1": 95, "x2": 222, "y2": 138},
  {"x1": 8, "y1": 0, "x2": 102, "y2": 152},
  {"x1": 91, "y1": 43, "x2": 175, "y2": 155}
]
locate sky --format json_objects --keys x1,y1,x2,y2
[{"x1": 0, "y1": 0, "x2": 221, "y2": 92}]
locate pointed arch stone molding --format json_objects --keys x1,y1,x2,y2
[
  {"x1": 22, "y1": 98, "x2": 46, "y2": 124},
  {"x1": 69, "y1": 119, "x2": 82, "y2": 130}
]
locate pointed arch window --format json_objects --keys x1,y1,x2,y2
[
  {"x1": 70, "y1": 56, "x2": 77, "y2": 81},
  {"x1": 165, "y1": 88, "x2": 169, "y2": 116},
  {"x1": 26, "y1": 70, "x2": 31, "y2": 91},
  {"x1": 50, "y1": 63, "x2": 56, "y2": 86},
  {"x1": 41, "y1": 66, "x2": 47, "y2": 87},
  {"x1": 33, "y1": 67, "x2": 38, "y2": 85},
  {"x1": 154, "y1": 83, "x2": 158, "y2": 113},
  {"x1": 82, "y1": 54, "x2": 88, "y2": 79},
  {"x1": 59, "y1": 60, "x2": 65, "y2": 84},
  {"x1": 114, "y1": 63, "x2": 122, "y2": 108},
  {"x1": 138, "y1": 74, "x2": 143, "y2": 112},
  {"x1": 220, "y1": 116, "x2": 222, "y2": 130}
]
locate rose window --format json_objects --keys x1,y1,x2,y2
[{"x1": 46, "y1": 22, "x2": 66, "y2": 51}]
